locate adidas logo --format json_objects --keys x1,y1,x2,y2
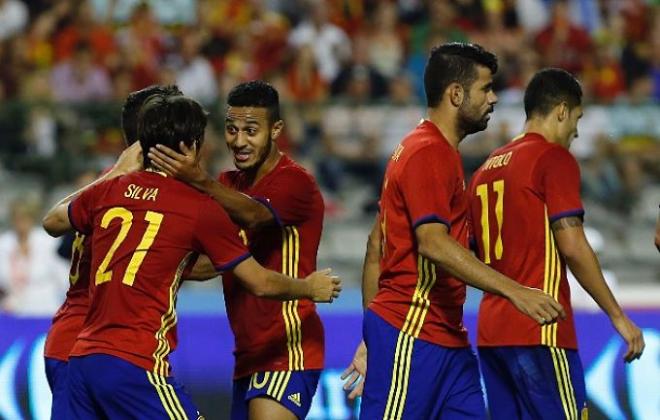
[{"x1": 288, "y1": 392, "x2": 302, "y2": 407}]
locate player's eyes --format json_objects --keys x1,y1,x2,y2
[
  {"x1": 226, "y1": 126, "x2": 237, "y2": 135},
  {"x1": 246, "y1": 128, "x2": 258, "y2": 136}
]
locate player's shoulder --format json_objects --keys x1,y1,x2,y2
[
  {"x1": 273, "y1": 154, "x2": 320, "y2": 188},
  {"x1": 536, "y1": 141, "x2": 578, "y2": 165},
  {"x1": 401, "y1": 120, "x2": 454, "y2": 155}
]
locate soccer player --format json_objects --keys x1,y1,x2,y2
[
  {"x1": 42, "y1": 94, "x2": 340, "y2": 419},
  {"x1": 469, "y1": 68, "x2": 645, "y2": 420},
  {"x1": 43, "y1": 84, "x2": 182, "y2": 419},
  {"x1": 342, "y1": 43, "x2": 566, "y2": 419},
  {"x1": 147, "y1": 81, "x2": 326, "y2": 420}
]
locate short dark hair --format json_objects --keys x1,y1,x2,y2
[
  {"x1": 137, "y1": 95, "x2": 207, "y2": 167},
  {"x1": 121, "y1": 85, "x2": 182, "y2": 145},
  {"x1": 424, "y1": 42, "x2": 498, "y2": 107},
  {"x1": 226, "y1": 80, "x2": 281, "y2": 123},
  {"x1": 524, "y1": 68, "x2": 583, "y2": 119}
]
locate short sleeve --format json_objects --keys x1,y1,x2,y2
[
  {"x1": 68, "y1": 185, "x2": 98, "y2": 235},
  {"x1": 400, "y1": 145, "x2": 456, "y2": 229},
  {"x1": 254, "y1": 169, "x2": 319, "y2": 226},
  {"x1": 193, "y1": 199, "x2": 250, "y2": 272},
  {"x1": 536, "y1": 147, "x2": 584, "y2": 223}
]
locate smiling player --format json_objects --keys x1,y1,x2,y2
[{"x1": 148, "y1": 81, "x2": 326, "y2": 420}]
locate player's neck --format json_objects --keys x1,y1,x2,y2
[
  {"x1": 246, "y1": 145, "x2": 282, "y2": 185},
  {"x1": 426, "y1": 109, "x2": 460, "y2": 149},
  {"x1": 523, "y1": 120, "x2": 562, "y2": 146}
]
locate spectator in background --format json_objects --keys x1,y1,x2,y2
[
  {"x1": 331, "y1": 33, "x2": 387, "y2": 99},
  {"x1": 366, "y1": 2, "x2": 406, "y2": 79},
  {"x1": 175, "y1": 30, "x2": 218, "y2": 105},
  {"x1": 534, "y1": 0, "x2": 592, "y2": 75},
  {"x1": 320, "y1": 67, "x2": 384, "y2": 212},
  {"x1": 374, "y1": 72, "x2": 422, "y2": 163},
  {"x1": 585, "y1": 38, "x2": 626, "y2": 103},
  {"x1": 406, "y1": 1, "x2": 469, "y2": 100},
  {"x1": 0, "y1": 198, "x2": 68, "y2": 316},
  {"x1": 53, "y1": 0, "x2": 117, "y2": 69},
  {"x1": 285, "y1": 44, "x2": 327, "y2": 103},
  {"x1": 283, "y1": 44, "x2": 327, "y2": 154},
  {"x1": 0, "y1": 35, "x2": 26, "y2": 99},
  {"x1": 0, "y1": 0, "x2": 28, "y2": 41},
  {"x1": 288, "y1": 0, "x2": 351, "y2": 83},
  {"x1": 50, "y1": 41, "x2": 112, "y2": 102},
  {"x1": 115, "y1": 3, "x2": 166, "y2": 89}
]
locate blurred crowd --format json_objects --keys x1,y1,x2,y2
[{"x1": 0, "y1": 0, "x2": 659, "y2": 313}]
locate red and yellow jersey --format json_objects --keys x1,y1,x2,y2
[
  {"x1": 68, "y1": 170, "x2": 249, "y2": 375},
  {"x1": 469, "y1": 133, "x2": 584, "y2": 349},
  {"x1": 220, "y1": 154, "x2": 325, "y2": 379},
  {"x1": 44, "y1": 232, "x2": 91, "y2": 361},
  {"x1": 369, "y1": 120, "x2": 470, "y2": 348}
]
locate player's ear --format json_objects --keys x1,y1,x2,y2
[
  {"x1": 557, "y1": 102, "x2": 569, "y2": 122},
  {"x1": 448, "y1": 83, "x2": 464, "y2": 108},
  {"x1": 271, "y1": 120, "x2": 284, "y2": 140}
]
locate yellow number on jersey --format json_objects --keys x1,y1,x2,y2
[
  {"x1": 69, "y1": 232, "x2": 86, "y2": 285},
  {"x1": 123, "y1": 211, "x2": 163, "y2": 286},
  {"x1": 95, "y1": 207, "x2": 164, "y2": 286},
  {"x1": 379, "y1": 211, "x2": 387, "y2": 258},
  {"x1": 475, "y1": 180, "x2": 505, "y2": 264},
  {"x1": 239, "y1": 229, "x2": 248, "y2": 246}
]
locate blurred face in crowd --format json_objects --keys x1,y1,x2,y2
[
  {"x1": 224, "y1": 107, "x2": 282, "y2": 171},
  {"x1": 11, "y1": 205, "x2": 36, "y2": 239},
  {"x1": 457, "y1": 65, "x2": 498, "y2": 135}
]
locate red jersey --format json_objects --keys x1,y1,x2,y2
[
  {"x1": 220, "y1": 154, "x2": 325, "y2": 379},
  {"x1": 468, "y1": 133, "x2": 584, "y2": 349},
  {"x1": 68, "y1": 170, "x2": 249, "y2": 375},
  {"x1": 369, "y1": 120, "x2": 470, "y2": 347},
  {"x1": 43, "y1": 232, "x2": 91, "y2": 361}
]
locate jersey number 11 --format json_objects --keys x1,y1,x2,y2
[{"x1": 475, "y1": 180, "x2": 504, "y2": 264}]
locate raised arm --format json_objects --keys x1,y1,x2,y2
[
  {"x1": 230, "y1": 257, "x2": 341, "y2": 302},
  {"x1": 42, "y1": 142, "x2": 143, "y2": 237},
  {"x1": 416, "y1": 222, "x2": 566, "y2": 325},
  {"x1": 148, "y1": 142, "x2": 273, "y2": 230},
  {"x1": 553, "y1": 216, "x2": 644, "y2": 362}
]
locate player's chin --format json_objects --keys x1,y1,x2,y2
[
  {"x1": 475, "y1": 118, "x2": 489, "y2": 131},
  {"x1": 233, "y1": 158, "x2": 254, "y2": 170}
]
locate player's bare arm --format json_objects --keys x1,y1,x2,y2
[
  {"x1": 361, "y1": 217, "x2": 382, "y2": 307},
  {"x1": 655, "y1": 208, "x2": 660, "y2": 252},
  {"x1": 552, "y1": 216, "x2": 645, "y2": 362},
  {"x1": 183, "y1": 255, "x2": 218, "y2": 281},
  {"x1": 42, "y1": 142, "x2": 143, "y2": 237},
  {"x1": 231, "y1": 257, "x2": 341, "y2": 302},
  {"x1": 416, "y1": 222, "x2": 566, "y2": 325},
  {"x1": 341, "y1": 217, "x2": 381, "y2": 399},
  {"x1": 148, "y1": 142, "x2": 273, "y2": 230}
]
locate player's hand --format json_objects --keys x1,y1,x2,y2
[
  {"x1": 611, "y1": 313, "x2": 645, "y2": 362},
  {"x1": 341, "y1": 341, "x2": 367, "y2": 400},
  {"x1": 508, "y1": 286, "x2": 566, "y2": 325},
  {"x1": 113, "y1": 142, "x2": 143, "y2": 175},
  {"x1": 148, "y1": 142, "x2": 208, "y2": 187},
  {"x1": 306, "y1": 268, "x2": 341, "y2": 302}
]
